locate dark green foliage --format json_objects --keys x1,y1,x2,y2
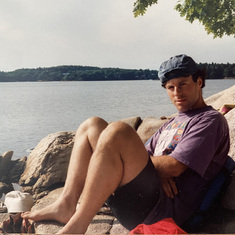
[
  {"x1": 198, "y1": 63, "x2": 235, "y2": 79},
  {"x1": 0, "y1": 65, "x2": 159, "y2": 82},
  {"x1": 133, "y1": 0, "x2": 159, "y2": 17},
  {"x1": 133, "y1": 0, "x2": 235, "y2": 38},
  {"x1": 174, "y1": 0, "x2": 235, "y2": 38},
  {"x1": 0, "y1": 63, "x2": 234, "y2": 82}
]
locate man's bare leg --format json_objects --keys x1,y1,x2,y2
[
  {"x1": 22, "y1": 117, "x2": 108, "y2": 224},
  {"x1": 58, "y1": 121, "x2": 149, "y2": 234}
]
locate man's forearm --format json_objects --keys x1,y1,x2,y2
[
  {"x1": 150, "y1": 155, "x2": 187, "y2": 178},
  {"x1": 150, "y1": 155, "x2": 188, "y2": 198}
]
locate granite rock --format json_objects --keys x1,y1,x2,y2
[
  {"x1": 0, "y1": 151, "x2": 26, "y2": 197},
  {"x1": 29, "y1": 187, "x2": 128, "y2": 234},
  {"x1": 205, "y1": 85, "x2": 235, "y2": 110},
  {"x1": 137, "y1": 116, "x2": 169, "y2": 143},
  {"x1": 19, "y1": 131, "x2": 75, "y2": 198}
]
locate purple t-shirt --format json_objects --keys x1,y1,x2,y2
[{"x1": 144, "y1": 106, "x2": 230, "y2": 226}]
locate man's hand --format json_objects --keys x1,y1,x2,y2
[
  {"x1": 161, "y1": 177, "x2": 178, "y2": 198},
  {"x1": 150, "y1": 155, "x2": 187, "y2": 198}
]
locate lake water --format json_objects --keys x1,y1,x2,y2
[{"x1": 0, "y1": 79, "x2": 234, "y2": 160}]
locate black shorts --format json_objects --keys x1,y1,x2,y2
[{"x1": 106, "y1": 158, "x2": 160, "y2": 230}]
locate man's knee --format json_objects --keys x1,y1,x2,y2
[
  {"x1": 76, "y1": 117, "x2": 108, "y2": 135},
  {"x1": 100, "y1": 121, "x2": 137, "y2": 146},
  {"x1": 107, "y1": 121, "x2": 133, "y2": 133}
]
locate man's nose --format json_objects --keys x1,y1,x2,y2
[{"x1": 174, "y1": 87, "x2": 182, "y2": 96}]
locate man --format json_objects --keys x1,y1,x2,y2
[{"x1": 22, "y1": 54, "x2": 230, "y2": 234}]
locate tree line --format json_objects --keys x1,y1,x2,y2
[
  {"x1": 198, "y1": 63, "x2": 235, "y2": 79},
  {"x1": 0, "y1": 63, "x2": 234, "y2": 82},
  {"x1": 0, "y1": 66, "x2": 158, "y2": 82}
]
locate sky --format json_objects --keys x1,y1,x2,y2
[{"x1": 0, "y1": 0, "x2": 234, "y2": 72}]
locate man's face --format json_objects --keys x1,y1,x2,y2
[{"x1": 165, "y1": 75, "x2": 203, "y2": 112}]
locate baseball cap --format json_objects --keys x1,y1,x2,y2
[{"x1": 158, "y1": 54, "x2": 198, "y2": 84}]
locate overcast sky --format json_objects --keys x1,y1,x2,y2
[{"x1": 0, "y1": 0, "x2": 234, "y2": 72}]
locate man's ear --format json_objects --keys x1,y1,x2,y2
[{"x1": 197, "y1": 77, "x2": 203, "y2": 88}]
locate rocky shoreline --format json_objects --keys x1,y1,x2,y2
[{"x1": 0, "y1": 84, "x2": 235, "y2": 234}]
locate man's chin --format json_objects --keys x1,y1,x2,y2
[{"x1": 176, "y1": 106, "x2": 189, "y2": 113}]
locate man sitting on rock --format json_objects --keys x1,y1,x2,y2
[{"x1": 22, "y1": 54, "x2": 230, "y2": 234}]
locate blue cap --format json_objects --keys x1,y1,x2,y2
[{"x1": 158, "y1": 54, "x2": 198, "y2": 84}]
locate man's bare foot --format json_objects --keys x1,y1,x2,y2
[
  {"x1": 56, "y1": 211, "x2": 88, "y2": 234},
  {"x1": 21, "y1": 198, "x2": 76, "y2": 224}
]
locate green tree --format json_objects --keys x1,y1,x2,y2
[{"x1": 133, "y1": 0, "x2": 235, "y2": 38}]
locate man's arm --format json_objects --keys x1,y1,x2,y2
[{"x1": 151, "y1": 155, "x2": 188, "y2": 198}]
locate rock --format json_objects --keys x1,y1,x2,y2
[
  {"x1": 20, "y1": 131, "x2": 75, "y2": 196},
  {"x1": 137, "y1": 117, "x2": 169, "y2": 143},
  {"x1": 86, "y1": 214, "x2": 116, "y2": 234},
  {"x1": 0, "y1": 182, "x2": 14, "y2": 198},
  {"x1": 32, "y1": 187, "x2": 63, "y2": 211},
  {"x1": 8, "y1": 156, "x2": 27, "y2": 183},
  {"x1": 0, "y1": 151, "x2": 26, "y2": 185},
  {"x1": 0, "y1": 151, "x2": 14, "y2": 181},
  {"x1": 120, "y1": 116, "x2": 142, "y2": 130},
  {"x1": 34, "y1": 220, "x2": 63, "y2": 234},
  {"x1": 1, "y1": 151, "x2": 13, "y2": 162},
  {"x1": 205, "y1": 85, "x2": 235, "y2": 110},
  {"x1": 110, "y1": 219, "x2": 130, "y2": 234},
  {"x1": 0, "y1": 213, "x2": 10, "y2": 221},
  {"x1": 29, "y1": 187, "x2": 128, "y2": 234},
  {"x1": 225, "y1": 108, "x2": 235, "y2": 160}
]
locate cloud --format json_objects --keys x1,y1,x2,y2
[{"x1": 0, "y1": 0, "x2": 234, "y2": 71}]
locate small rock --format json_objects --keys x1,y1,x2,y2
[
  {"x1": 0, "y1": 182, "x2": 14, "y2": 198},
  {"x1": 0, "y1": 151, "x2": 14, "y2": 180},
  {"x1": 110, "y1": 219, "x2": 129, "y2": 234},
  {"x1": 9, "y1": 156, "x2": 27, "y2": 183},
  {"x1": 86, "y1": 214, "x2": 115, "y2": 234}
]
